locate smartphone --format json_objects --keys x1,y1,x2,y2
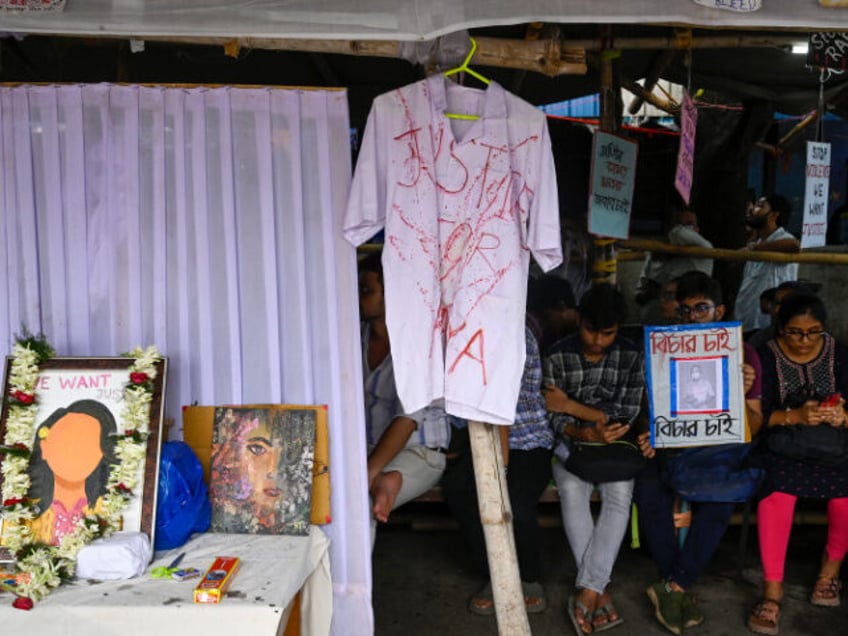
[{"x1": 821, "y1": 393, "x2": 842, "y2": 407}]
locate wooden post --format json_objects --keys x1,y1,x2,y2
[
  {"x1": 594, "y1": 25, "x2": 619, "y2": 285},
  {"x1": 468, "y1": 420, "x2": 530, "y2": 635}
]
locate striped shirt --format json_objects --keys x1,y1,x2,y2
[{"x1": 509, "y1": 326, "x2": 554, "y2": 451}]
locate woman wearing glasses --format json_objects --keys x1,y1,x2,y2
[{"x1": 748, "y1": 292, "x2": 848, "y2": 635}]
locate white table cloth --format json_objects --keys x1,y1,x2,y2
[{"x1": 0, "y1": 526, "x2": 332, "y2": 636}]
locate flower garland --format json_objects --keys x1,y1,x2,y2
[{"x1": 0, "y1": 339, "x2": 162, "y2": 607}]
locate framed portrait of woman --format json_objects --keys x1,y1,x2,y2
[{"x1": 0, "y1": 357, "x2": 167, "y2": 550}]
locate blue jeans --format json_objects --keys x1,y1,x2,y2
[
  {"x1": 553, "y1": 460, "x2": 634, "y2": 593},
  {"x1": 634, "y1": 455, "x2": 735, "y2": 589}
]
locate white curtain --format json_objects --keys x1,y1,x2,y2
[{"x1": 0, "y1": 84, "x2": 373, "y2": 635}]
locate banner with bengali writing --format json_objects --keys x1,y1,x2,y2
[
  {"x1": 674, "y1": 92, "x2": 697, "y2": 205},
  {"x1": 644, "y1": 322, "x2": 747, "y2": 448},
  {"x1": 587, "y1": 131, "x2": 638, "y2": 240}
]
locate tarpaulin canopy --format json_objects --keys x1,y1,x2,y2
[{"x1": 0, "y1": 0, "x2": 845, "y2": 40}]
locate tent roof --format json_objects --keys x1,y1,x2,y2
[
  {"x1": 1, "y1": 4, "x2": 847, "y2": 123},
  {"x1": 0, "y1": 0, "x2": 845, "y2": 40}
]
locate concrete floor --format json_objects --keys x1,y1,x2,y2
[{"x1": 372, "y1": 503, "x2": 847, "y2": 636}]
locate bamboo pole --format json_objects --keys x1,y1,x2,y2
[
  {"x1": 66, "y1": 33, "x2": 587, "y2": 77},
  {"x1": 618, "y1": 238, "x2": 848, "y2": 264},
  {"x1": 593, "y1": 26, "x2": 618, "y2": 285},
  {"x1": 469, "y1": 420, "x2": 530, "y2": 635},
  {"x1": 627, "y1": 48, "x2": 676, "y2": 114}
]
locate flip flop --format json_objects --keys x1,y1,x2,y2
[
  {"x1": 468, "y1": 581, "x2": 495, "y2": 616},
  {"x1": 811, "y1": 576, "x2": 842, "y2": 607},
  {"x1": 568, "y1": 595, "x2": 594, "y2": 636},
  {"x1": 593, "y1": 602, "x2": 624, "y2": 632},
  {"x1": 522, "y1": 581, "x2": 547, "y2": 614}
]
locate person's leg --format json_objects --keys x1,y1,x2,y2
[
  {"x1": 668, "y1": 500, "x2": 736, "y2": 590},
  {"x1": 757, "y1": 491, "x2": 797, "y2": 595},
  {"x1": 633, "y1": 456, "x2": 678, "y2": 580},
  {"x1": 811, "y1": 496, "x2": 848, "y2": 605},
  {"x1": 748, "y1": 491, "x2": 796, "y2": 634},
  {"x1": 507, "y1": 447, "x2": 552, "y2": 583},
  {"x1": 576, "y1": 478, "x2": 634, "y2": 593},
  {"x1": 553, "y1": 461, "x2": 598, "y2": 633},
  {"x1": 553, "y1": 461, "x2": 597, "y2": 573},
  {"x1": 442, "y1": 450, "x2": 489, "y2": 577},
  {"x1": 372, "y1": 446, "x2": 445, "y2": 525}
]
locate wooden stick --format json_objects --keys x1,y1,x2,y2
[
  {"x1": 619, "y1": 238, "x2": 848, "y2": 264},
  {"x1": 469, "y1": 420, "x2": 530, "y2": 636},
  {"x1": 61, "y1": 33, "x2": 588, "y2": 77}
]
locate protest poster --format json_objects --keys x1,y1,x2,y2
[
  {"x1": 644, "y1": 322, "x2": 747, "y2": 448},
  {"x1": 587, "y1": 131, "x2": 638, "y2": 240},
  {"x1": 801, "y1": 141, "x2": 831, "y2": 249},
  {"x1": 674, "y1": 92, "x2": 697, "y2": 205}
]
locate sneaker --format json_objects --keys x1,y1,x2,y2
[
  {"x1": 681, "y1": 592, "x2": 704, "y2": 628},
  {"x1": 646, "y1": 582, "x2": 684, "y2": 636}
]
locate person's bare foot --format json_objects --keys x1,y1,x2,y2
[{"x1": 371, "y1": 470, "x2": 402, "y2": 523}]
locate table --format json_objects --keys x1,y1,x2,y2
[{"x1": 0, "y1": 526, "x2": 332, "y2": 636}]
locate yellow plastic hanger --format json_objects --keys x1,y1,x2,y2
[{"x1": 442, "y1": 37, "x2": 490, "y2": 121}]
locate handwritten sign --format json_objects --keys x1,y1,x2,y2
[
  {"x1": 588, "y1": 131, "x2": 638, "y2": 239},
  {"x1": 808, "y1": 32, "x2": 848, "y2": 70},
  {"x1": 801, "y1": 141, "x2": 831, "y2": 249},
  {"x1": 674, "y1": 92, "x2": 697, "y2": 205},
  {"x1": 691, "y1": 0, "x2": 761, "y2": 11},
  {"x1": 644, "y1": 322, "x2": 746, "y2": 448}
]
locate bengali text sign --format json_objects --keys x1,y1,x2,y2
[
  {"x1": 674, "y1": 92, "x2": 697, "y2": 205},
  {"x1": 644, "y1": 322, "x2": 747, "y2": 448},
  {"x1": 588, "y1": 131, "x2": 638, "y2": 239}
]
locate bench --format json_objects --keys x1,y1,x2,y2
[{"x1": 407, "y1": 483, "x2": 829, "y2": 528}]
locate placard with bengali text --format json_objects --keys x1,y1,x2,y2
[
  {"x1": 645, "y1": 322, "x2": 746, "y2": 448},
  {"x1": 588, "y1": 131, "x2": 638, "y2": 240}
]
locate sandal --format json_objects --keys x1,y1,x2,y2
[
  {"x1": 811, "y1": 576, "x2": 842, "y2": 607},
  {"x1": 468, "y1": 581, "x2": 495, "y2": 616},
  {"x1": 522, "y1": 581, "x2": 547, "y2": 614},
  {"x1": 593, "y1": 602, "x2": 624, "y2": 632},
  {"x1": 568, "y1": 595, "x2": 594, "y2": 635},
  {"x1": 747, "y1": 598, "x2": 781, "y2": 636}
]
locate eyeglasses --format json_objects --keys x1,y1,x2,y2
[
  {"x1": 677, "y1": 303, "x2": 715, "y2": 319},
  {"x1": 782, "y1": 329, "x2": 826, "y2": 342}
]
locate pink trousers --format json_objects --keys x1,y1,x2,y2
[{"x1": 757, "y1": 491, "x2": 848, "y2": 582}]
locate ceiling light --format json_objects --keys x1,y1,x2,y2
[{"x1": 791, "y1": 43, "x2": 809, "y2": 55}]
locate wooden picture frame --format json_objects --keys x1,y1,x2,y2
[{"x1": 0, "y1": 356, "x2": 166, "y2": 551}]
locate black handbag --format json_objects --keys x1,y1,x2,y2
[
  {"x1": 766, "y1": 424, "x2": 848, "y2": 467},
  {"x1": 564, "y1": 436, "x2": 646, "y2": 483}
]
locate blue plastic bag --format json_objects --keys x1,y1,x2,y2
[{"x1": 154, "y1": 441, "x2": 211, "y2": 550}]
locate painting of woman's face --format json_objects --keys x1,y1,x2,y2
[
  {"x1": 40, "y1": 412, "x2": 104, "y2": 484},
  {"x1": 209, "y1": 407, "x2": 316, "y2": 535},
  {"x1": 244, "y1": 425, "x2": 284, "y2": 511}
]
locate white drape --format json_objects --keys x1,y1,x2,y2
[{"x1": 0, "y1": 84, "x2": 373, "y2": 635}]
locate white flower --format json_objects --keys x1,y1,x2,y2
[{"x1": 0, "y1": 342, "x2": 162, "y2": 606}]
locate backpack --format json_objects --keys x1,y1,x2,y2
[{"x1": 660, "y1": 442, "x2": 764, "y2": 503}]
